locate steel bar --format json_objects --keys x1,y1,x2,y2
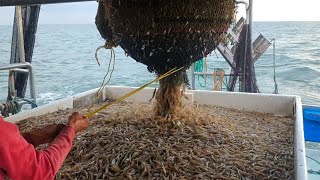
[
  {"x1": 249, "y1": 0, "x2": 253, "y2": 45},
  {"x1": 236, "y1": 0, "x2": 249, "y2": 9},
  {"x1": 0, "y1": 63, "x2": 33, "y2": 71},
  {"x1": 0, "y1": 0, "x2": 99, "y2": 6},
  {"x1": 28, "y1": 66, "x2": 36, "y2": 108},
  {"x1": 236, "y1": 0, "x2": 249, "y2": 23},
  {"x1": 194, "y1": 72, "x2": 236, "y2": 77},
  {"x1": 9, "y1": 68, "x2": 29, "y2": 74}
]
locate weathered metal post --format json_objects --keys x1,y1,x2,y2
[{"x1": 16, "y1": 6, "x2": 26, "y2": 63}]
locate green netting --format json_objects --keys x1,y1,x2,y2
[{"x1": 194, "y1": 58, "x2": 207, "y2": 88}]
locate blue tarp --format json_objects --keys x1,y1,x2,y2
[{"x1": 303, "y1": 106, "x2": 320, "y2": 143}]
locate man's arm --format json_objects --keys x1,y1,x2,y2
[
  {"x1": 0, "y1": 112, "x2": 88, "y2": 180},
  {"x1": 21, "y1": 124, "x2": 66, "y2": 147},
  {"x1": 0, "y1": 122, "x2": 75, "y2": 180}
]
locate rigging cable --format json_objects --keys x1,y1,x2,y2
[
  {"x1": 271, "y1": 39, "x2": 279, "y2": 94},
  {"x1": 88, "y1": 44, "x2": 116, "y2": 112}
]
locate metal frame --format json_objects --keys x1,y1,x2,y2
[
  {"x1": 0, "y1": 63, "x2": 36, "y2": 108},
  {"x1": 190, "y1": 0, "x2": 253, "y2": 91},
  {"x1": 0, "y1": 0, "x2": 98, "y2": 6}
]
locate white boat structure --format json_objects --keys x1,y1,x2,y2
[{"x1": 0, "y1": 0, "x2": 319, "y2": 179}]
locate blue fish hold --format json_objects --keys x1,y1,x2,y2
[{"x1": 303, "y1": 106, "x2": 320, "y2": 143}]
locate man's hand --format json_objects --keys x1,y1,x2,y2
[{"x1": 67, "y1": 112, "x2": 89, "y2": 133}]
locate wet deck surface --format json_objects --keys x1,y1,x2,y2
[{"x1": 306, "y1": 142, "x2": 320, "y2": 180}]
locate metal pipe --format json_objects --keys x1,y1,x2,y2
[
  {"x1": 16, "y1": 98, "x2": 37, "y2": 107},
  {"x1": 236, "y1": 0, "x2": 249, "y2": 23},
  {"x1": 0, "y1": 0, "x2": 99, "y2": 6},
  {"x1": 0, "y1": 63, "x2": 36, "y2": 108},
  {"x1": 15, "y1": 6, "x2": 26, "y2": 63},
  {"x1": 190, "y1": 63, "x2": 196, "y2": 90},
  {"x1": 0, "y1": 63, "x2": 32, "y2": 71},
  {"x1": 249, "y1": 0, "x2": 253, "y2": 38},
  {"x1": 194, "y1": 72, "x2": 236, "y2": 77},
  {"x1": 9, "y1": 68, "x2": 29, "y2": 73},
  {"x1": 194, "y1": 72, "x2": 213, "y2": 76},
  {"x1": 28, "y1": 66, "x2": 36, "y2": 108}
]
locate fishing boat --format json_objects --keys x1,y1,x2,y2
[{"x1": 0, "y1": 0, "x2": 319, "y2": 179}]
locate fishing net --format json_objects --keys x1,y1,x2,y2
[
  {"x1": 227, "y1": 24, "x2": 259, "y2": 93},
  {"x1": 17, "y1": 102, "x2": 294, "y2": 179},
  {"x1": 10, "y1": 6, "x2": 40, "y2": 99},
  {"x1": 95, "y1": 0, "x2": 236, "y2": 117},
  {"x1": 96, "y1": 0, "x2": 235, "y2": 73}
]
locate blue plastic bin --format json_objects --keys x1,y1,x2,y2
[{"x1": 303, "y1": 106, "x2": 320, "y2": 143}]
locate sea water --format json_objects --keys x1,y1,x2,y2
[{"x1": 0, "y1": 22, "x2": 319, "y2": 106}]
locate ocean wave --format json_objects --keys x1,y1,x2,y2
[
  {"x1": 278, "y1": 66, "x2": 320, "y2": 81},
  {"x1": 37, "y1": 92, "x2": 65, "y2": 106}
]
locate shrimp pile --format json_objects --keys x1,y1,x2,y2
[
  {"x1": 154, "y1": 73, "x2": 185, "y2": 119},
  {"x1": 17, "y1": 102, "x2": 294, "y2": 180}
]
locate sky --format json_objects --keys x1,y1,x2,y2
[{"x1": 0, "y1": 0, "x2": 320, "y2": 25}]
